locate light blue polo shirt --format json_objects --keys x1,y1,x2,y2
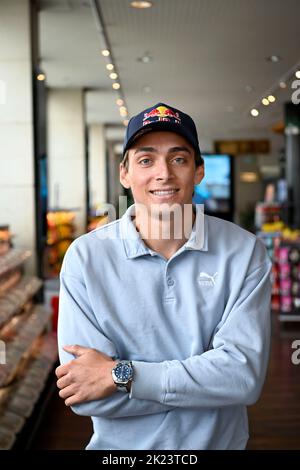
[{"x1": 58, "y1": 203, "x2": 272, "y2": 450}]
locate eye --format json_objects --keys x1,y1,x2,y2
[
  {"x1": 138, "y1": 158, "x2": 152, "y2": 165},
  {"x1": 172, "y1": 157, "x2": 186, "y2": 164}
]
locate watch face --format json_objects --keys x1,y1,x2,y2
[{"x1": 114, "y1": 363, "x2": 132, "y2": 383}]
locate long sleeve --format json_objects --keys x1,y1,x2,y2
[
  {"x1": 130, "y1": 258, "x2": 272, "y2": 408},
  {"x1": 58, "y1": 268, "x2": 176, "y2": 419}
]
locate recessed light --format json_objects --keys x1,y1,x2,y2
[
  {"x1": 266, "y1": 55, "x2": 281, "y2": 63},
  {"x1": 116, "y1": 98, "x2": 124, "y2": 106},
  {"x1": 123, "y1": 119, "x2": 129, "y2": 126},
  {"x1": 101, "y1": 49, "x2": 110, "y2": 57},
  {"x1": 130, "y1": 1, "x2": 153, "y2": 8},
  {"x1": 112, "y1": 82, "x2": 120, "y2": 90},
  {"x1": 262, "y1": 98, "x2": 269, "y2": 106},
  {"x1": 109, "y1": 72, "x2": 118, "y2": 80},
  {"x1": 295, "y1": 70, "x2": 300, "y2": 79},
  {"x1": 268, "y1": 95, "x2": 276, "y2": 103},
  {"x1": 37, "y1": 73, "x2": 46, "y2": 81},
  {"x1": 250, "y1": 108, "x2": 259, "y2": 117},
  {"x1": 106, "y1": 63, "x2": 114, "y2": 71},
  {"x1": 279, "y1": 81, "x2": 287, "y2": 89},
  {"x1": 137, "y1": 53, "x2": 153, "y2": 63}
]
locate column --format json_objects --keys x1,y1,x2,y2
[
  {"x1": 47, "y1": 89, "x2": 86, "y2": 235},
  {"x1": 0, "y1": 0, "x2": 36, "y2": 274},
  {"x1": 88, "y1": 124, "x2": 107, "y2": 209}
]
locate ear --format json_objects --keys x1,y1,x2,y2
[
  {"x1": 119, "y1": 162, "x2": 131, "y2": 189},
  {"x1": 194, "y1": 164, "x2": 204, "y2": 186}
]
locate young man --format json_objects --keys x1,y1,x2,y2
[{"x1": 56, "y1": 103, "x2": 272, "y2": 450}]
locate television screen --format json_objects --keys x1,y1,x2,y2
[{"x1": 193, "y1": 154, "x2": 233, "y2": 217}]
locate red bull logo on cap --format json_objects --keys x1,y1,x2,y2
[{"x1": 143, "y1": 105, "x2": 181, "y2": 126}]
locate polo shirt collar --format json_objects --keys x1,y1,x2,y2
[{"x1": 120, "y1": 203, "x2": 208, "y2": 259}]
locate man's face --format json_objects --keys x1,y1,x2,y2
[{"x1": 120, "y1": 131, "x2": 204, "y2": 213}]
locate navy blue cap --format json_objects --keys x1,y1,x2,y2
[{"x1": 123, "y1": 102, "x2": 202, "y2": 159}]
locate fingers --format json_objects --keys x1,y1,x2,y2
[
  {"x1": 55, "y1": 363, "x2": 69, "y2": 378},
  {"x1": 58, "y1": 384, "x2": 76, "y2": 400},
  {"x1": 57, "y1": 373, "x2": 72, "y2": 390},
  {"x1": 65, "y1": 394, "x2": 82, "y2": 407}
]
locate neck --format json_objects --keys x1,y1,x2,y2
[{"x1": 133, "y1": 204, "x2": 195, "y2": 259}]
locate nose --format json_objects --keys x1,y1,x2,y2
[{"x1": 155, "y1": 160, "x2": 174, "y2": 181}]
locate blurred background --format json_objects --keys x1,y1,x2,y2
[{"x1": 0, "y1": 0, "x2": 300, "y2": 450}]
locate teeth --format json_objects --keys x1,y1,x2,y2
[{"x1": 152, "y1": 190, "x2": 178, "y2": 196}]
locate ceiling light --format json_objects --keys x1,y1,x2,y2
[
  {"x1": 262, "y1": 98, "x2": 269, "y2": 106},
  {"x1": 123, "y1": 119, "x2": 129, "y2": 126},
  {"x1": 120, "y1": 106, "x2": 127, "y2": 113},
  {"x1": 106, "y1": 63, "x2": 114, "y2": 71},
  {"x1": 37, "y1": 73, "x2": 46, "y2": 81},
  {"x1": 279, "y1": 81, "x2": 287, "y2": 89},
  {"x1": 137, "y1": 53, "x2": 153, "y2": 63},
  {"x1": 130, "y1": 1, "x2": 153, "y2": 8},
  {"x1": 101, "y1": 49, "x2": 110, "y2": 57},
  {"x1": 250, "y1": 109, "x2": 259, "y2": 117},
  {"x1": 268, "y1": 95, "x2": 276, "y2": 103},
  {"x1": 116, "y1": 98, "x2": 124, "y2": 106},
  {"x1": 295, "y1": 70, "x2": 300, "y2": 79},
  {"x1": 266, "y1": 55, "x2": 281, "y2": 63},
  {"x1": 112, "y1": 82, "x2": 120, "y2": 90},
  {"x1": 109, "y1": 72, "x2": 118, "y2": 80}
]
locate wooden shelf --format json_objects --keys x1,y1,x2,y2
[{"x1": 279, "y1": 314, "x2": 300, "y2": 322}]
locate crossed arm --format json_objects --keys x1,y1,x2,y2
[
  {"x1": 56, "y1": 252, "x2": 272, "y2": 418},
  {"x1": 56, "y1": 272, "x2": 177, "y2": 418}
]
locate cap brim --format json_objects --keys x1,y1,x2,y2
[{"x1": 123, "y1": 121, "x2": 200, "y2": 157}]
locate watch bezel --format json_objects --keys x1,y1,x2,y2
[{"x1": 112, "y1": 360, "x2": 133, "y2": 385}]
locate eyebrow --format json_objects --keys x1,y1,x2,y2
[{"x1": 134, "y1": 146, "x2": 192, "y2": 156}]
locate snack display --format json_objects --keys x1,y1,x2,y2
[
  {"x1": 258, "y1": 230, "x2": 300, "y2": 318},
  {"x1": 0, "y1": 225, "x2": 12, "y2": 257},
  {"x1": 45, "y1": 210, "x2": 76, "y2": 277}
]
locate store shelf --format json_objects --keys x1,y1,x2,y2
[
  {"x1": 0, "y1": 305, "x2": 51, "y2": 388},
  {"x1": 279, "y1": 314, "x2": 300, "y2": 322},
  {"x1": 0, "y1": 276, "x2": 42, "y2": 328},
  {"x1": 0, "y1": 332, "x2": 58, "y2": 449},
  {"x1": 0, "y1": 229, "x2": 58, "y2": 449},
  {"x1": 0, "y1": 249, "x2": 31, "y2": 277}
]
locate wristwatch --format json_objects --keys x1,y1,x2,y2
[{"x1": 111, "y1": 360, "x2": 133, "y2": 393}]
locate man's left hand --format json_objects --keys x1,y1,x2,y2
[{"x1": 55, "y1": 345, "x2": 118, "y2": 406}]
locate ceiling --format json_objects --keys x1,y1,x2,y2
[{"x1": 38, "y1": 0, "x2": 300, "y2": 144}]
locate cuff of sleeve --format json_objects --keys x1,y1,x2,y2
[{"x1": 129, "y1": 361, "x2": 166, "y2": 403}]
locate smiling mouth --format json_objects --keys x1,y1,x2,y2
[{"x1": 149, "y1": 189, "x2": 180, "y2": 196}]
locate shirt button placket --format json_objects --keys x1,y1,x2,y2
[{"x1": 164, "y1": 269, "x2": 175, "y2": 302}]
